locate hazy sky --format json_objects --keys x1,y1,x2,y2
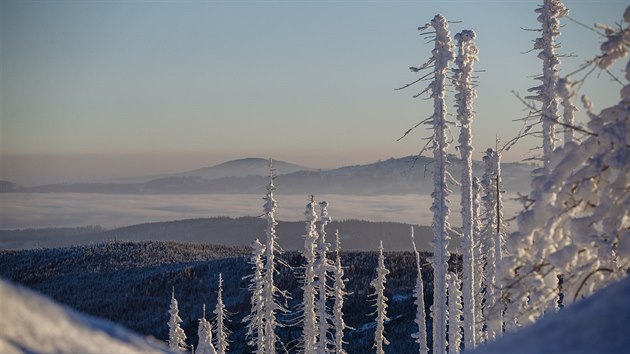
[{"x1": 0, "y1": 0, "x2": 626, "y2": 184}]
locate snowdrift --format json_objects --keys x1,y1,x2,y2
[
  {"x1": 0, "y1": 278, "x2": 171, "y2": 354},
  {"x1": 470, "y1": 276, "x2": 630, "y2": 354}
]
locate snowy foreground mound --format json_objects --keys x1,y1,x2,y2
[
  {"x1": 470, "y1": 276, "x2": 630, "y2": 354},
  {"x1": 0, "y1": 279, "x2": 171, "y2": 354}
]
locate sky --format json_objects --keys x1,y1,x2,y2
[{"x1": 0, "y1": 0, "x2": 626, "y2": 184}]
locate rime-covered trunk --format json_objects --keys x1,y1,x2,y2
[
  {"x1": 448, "y1": 273, "x2": 463, "y2": 354},
  {"x1": 332, "y1": 230, "x2": 348, "y2": 354},
  {"x1": 481, "y1": 148, "x2": 499, "y2": 342},
  {"x1": 491, "y1": 150, "x2": 505, "y2": 336},
  {"x1": 371, "y1": 241, "x2": 390, "y2": 354},
  {"x1": 427, "y1": 14, "x2": 455, "y2": 354},
  {"x1": 472, "y1": 177, "x2": 486, "y2": 344},
  {"x1": 302, "y1": 198, "x2": 319, "y2": 354},
  {"x1": 558, "y1": 78, "x2": 577, "y2": 145},
  {"x1": 214, "y1": 274, "x2": 228, "y2": 354},
  {"x1": 453, "y1": 29, "x2": 478, "y2": 351},
  {"x1": 315, "y1": 201, "x2": 333, "y2": 353},
  {"x1": 411, "y1": 228, "x2": 428, "y2": 354}
]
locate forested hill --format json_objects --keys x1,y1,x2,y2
[
  {"x1": 1, "y1": 217, "x2": 436, "y2": 252},
  {"x1": 0, "y1": 241, "x2": 460, "y2": 353}
]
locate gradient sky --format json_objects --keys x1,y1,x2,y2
[{"x1": 0, "y1": 0, "x2": 626, "y2": 184}]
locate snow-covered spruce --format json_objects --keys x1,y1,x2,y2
[
  {"x1": 410, "y1": 227, "x2": 429, "y2": 354},
  {"x1": 400, "y1": 14, "x2": 455, "y2": 353},
  {"x1": 197, "y1": 305, "x2": 217, "y2": 354},
  {"x1": 261, "y1": 159, "x2": 287, "y2": 354},
  {"x1": 453, "y1": 28, "x2": 479, "y2": 351},
  {"x1": 424, "y1": 14, "x2": 455, "y2": 354},
  {"x1": 301, "y1": 197, "x2": 319, "y2": 354},
  {"x1": 315, "y1": 201, "x2": 335, "y2": 353},
  {"x1": 448, "y1": 272, "x2": 463, "y2": 354},
  {"x1": 332, "y1": 230, "x2": 349, "y2": 354},
  {"x1": 501, "y1": 10, "x2": 630, "y2": 327},
  {"x1": 168, "y1": 288, "x2": 188, "y2": 352},
  {"x1": 525, "y1": 0, "x2": 568, "y2": 173},
  {"x1": 214, "y1": 274, "x2": 229, "y2": 354},
  {"x1": 371, "y1": 241, "x2": 390, "y2": 354},
  {"x1": 243, "y1": 239, "x2": 265, "y2": 354}
]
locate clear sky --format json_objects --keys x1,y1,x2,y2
[{"x1": 0, "y1": 0, "x2": 626, "y2": 184}]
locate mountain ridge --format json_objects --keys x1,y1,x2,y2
[{"x1": 1, "y1": 155, "x2": 535, "y2": 195}]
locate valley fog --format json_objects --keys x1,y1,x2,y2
[{"x1": 0, "y1": 192, "x2": 522, "y2": 230}]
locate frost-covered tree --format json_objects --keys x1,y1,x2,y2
[
  {"x1": 410, "y1": 227, "x2": 428, "y2": 354},
  {"x1": 214, "y1": 274, "x2": 229, "y2": 354},
  {"x1": 197, "y1": 305, "x2": 217, "y2": 354},
  {"x1": 301, "y1": 197, "x2": 319, "y2": 354},
  {"x1": 501, "y1": 10, "x2": 630, "y2": 326},
  {"x1": 398, "y1": 14, "x2": 455, "y2": 353},
  {"x1": 168, "y1": 288, "x2": 188, "y2": 352},
  {"x1": 260, "y1": 159, "x2": 287, "y2": 353},
  {"x1": 315, "y1": 201, "x2": 334, "y2": 353},
  {"x1": 448, "y1": 272, "x2": 463, "y2": 354},
  {"x1": 243, "y1": 239, "x2": 265, "y2": 354},
  {"x1": 371, "y1": 241, "x2": 390, "y2": 354},
  {"x1": 452, "y1": 28, "x2": 479, "y2": 351},
  {"x1": 332, "y1": 230, "x2": 349, "y2": 354},
  {"x1": 525, "y1": 0, "x2": 568, "y2": 173}
]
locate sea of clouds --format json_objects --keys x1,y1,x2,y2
[{"x1": 0, "y1": 193, "x2": 523, "y2": 230}]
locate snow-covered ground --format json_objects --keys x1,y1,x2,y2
[
  {"x1": 0, "y1": 278, "x2": 171, "y2": 354},
  {"x1": 469, "y1": 276, "x2": 630, "y2": 354}
]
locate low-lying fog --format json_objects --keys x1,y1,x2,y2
[{"x1": 0, "y1": 193, "x2": 523, "y2": 230}]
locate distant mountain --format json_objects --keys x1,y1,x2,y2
[
  {"x1": 0, "y1": 279, "x2": 170, "y2": 354},
  {"x1": 180, "y1": 157, "x2": 314, "y2": 179},
  {"x1": 0, "y1": 217, "x2": 437, "y2": 252},
  {"x1": 0, "y1": 241, "x2": 461, "y2": 353},
  {"x1": 1, "y1": 155, "x2": 535, "y2": 195},
  {"x1": 105, "y1": 157, "x2": 315, "y2": 184},
  {"x1": 0, "y1": 180, "x2": 21, "y2": 192}
]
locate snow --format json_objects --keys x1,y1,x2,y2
[
  {"x1": 468, "y1": 276, "x2": 630, "y2": 354},
  {"x1": 0, "y1": 278, "x2": 170, "y2": 354}
]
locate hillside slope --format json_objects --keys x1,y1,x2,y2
[
  {"x1": 0, "y1": 217, "x2": 436, "y2": 252},
  {"x1": 0, "y1": 278, "x2": 170, "y2": 354},
  {"x1": 469, "y1": 276, "x2": 630, "y2": 354},
  {"x1": 0, "y1": 241, "x2": 460, "y2": 353}
]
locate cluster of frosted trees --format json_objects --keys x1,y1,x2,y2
[
  {"x1": 168, "y1": 276, "x2": 229, "y2": 354},
  {"x1": 166, "y1": 1, "x2": 629, "y2": 353},
  {"x1": 399, "y1": 13, "x2": 510, "y2": 353},
  {"x1": 242, "y1": 164, "x2": 386, "y2": 354},
  {"x1": 398, "y1": 1, "x2": 629, "y2": 353},
  {"x1": 166, "y1": 162, "x2": 386, "y2": 353}
]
